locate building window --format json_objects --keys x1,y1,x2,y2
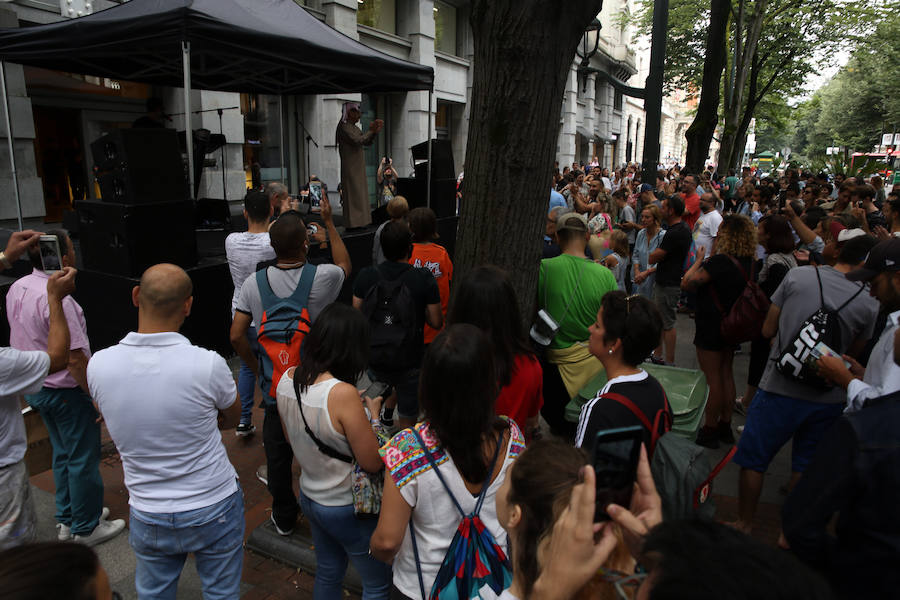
[
  {"x1": 614, "y1": 90, "x2": 623, "y2": 111},
  {"x1": 358, "y1": 0, "x2": 396, "y2": 35},
  {"x1": 434, "y1": 1, "x2": 457, "y2": 55},
  {"x1": 436, "y1": 102, "x2": 450, "y2": 139}
]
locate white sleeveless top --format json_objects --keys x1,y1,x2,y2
[{"x1": 276, "y1": 374, "x2": 354, "y2": 506}]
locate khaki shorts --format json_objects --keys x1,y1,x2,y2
[{"x1": 653, "y1": 284, "x2": 680, "y2": 330}]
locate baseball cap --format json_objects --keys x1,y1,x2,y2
[
  {"x1": 846, "y1": 238, "x2": 900, "y2": 282},
  {"x1": 556, "y1": 212, "x2": 588, "y2": 232},
  {"x1": 837, "y1": 228, "x2": 866, "y2": 243}
]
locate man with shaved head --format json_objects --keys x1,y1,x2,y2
[{"x1": 88, "y1": 263, "x2": 244, "y2": 598}]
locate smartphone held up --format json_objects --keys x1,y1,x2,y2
[
  {"x1": 38, "y1": 235, "x2": 63, "y2": 273},
  {"x1": 591, "y1": 425, "x2": 643, "y2": 521}
]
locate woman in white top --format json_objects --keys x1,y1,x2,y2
[
  {"x1": 276, "y1": 303, "x2": 390, "y2": 600},
  {"x1": 370, "y1": 324, "x2": 525, "y2": 599}
]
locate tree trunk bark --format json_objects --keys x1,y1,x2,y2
[
  {"x1": 719, "y1": 0, "x2": 767, "y2": 170},
  {"x1": 684, "y1": 0, "x2": 731, "y2": 173},
  {"x1": 456, "y1": 0, "x2": 604, "y2": 318}
]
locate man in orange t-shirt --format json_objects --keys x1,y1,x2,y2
[{"x1": 407, "y1": 207, "x2": 452, "y2": 344}]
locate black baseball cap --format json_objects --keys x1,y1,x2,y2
[{"x1": 846, "y1": 237, "x2": 900, "y2": 282}]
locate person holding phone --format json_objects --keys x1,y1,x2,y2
[
  {"x1": 574, "y1": 291, "x2": 670, "y2": 455},
  {"x1": 376, "y1": 157, "x2": 397, "y2": 206}
]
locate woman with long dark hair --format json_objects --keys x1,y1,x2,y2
[
  {"x1": 370, "y1": 324, "x2": 525, "y2": 599},
  {"x1": 446, "y1": 265, "x2": 542, "y2": 439},
  {"x1": 276, "y1": 303, "x2": 390, "y2": 600}
]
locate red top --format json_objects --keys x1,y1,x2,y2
[
  {"x1": 495, "y1": 354, "x2": 543, "y2": 439},
  {"x1": 409, "y1": 243, "x2": 453, "y2": 344},
  {"x1": 683, "y1": 192, "x2": 701, "y2": 231}
]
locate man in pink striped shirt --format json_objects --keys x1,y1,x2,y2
[{"x1": 6, "y1": 229, "x2": 123, "y2": 546}]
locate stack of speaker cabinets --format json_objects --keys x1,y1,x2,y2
[
  {"x1": 80, "y1": 129, "x2": 197, "y2": 277},
  {"x1": 395, "y1": 139, "x2": 458, "y2": 219}
]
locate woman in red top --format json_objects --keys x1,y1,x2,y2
[{"x1": 446, "y1": 265, "x2": 543, "y2": 439}]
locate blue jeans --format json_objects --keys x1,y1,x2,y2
[
  {"x1": 298, "y1": 490, "x2": 391, "y2": 600},
  {"x1": 237, "y1": 326, "x2": 259, "y2": 425},
  {"x1": 129, "y1": 488, "x2": 244, "y2": 600},
  {"x1": 26, "y1": 386, "x2": 103, "y2": 536}
]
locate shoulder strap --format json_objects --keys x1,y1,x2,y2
[
  {"x1": 291, "y1": 368, "x2": 353, "y2": 464},
  {"x1": 256, "y1": 268, "x2": 278, "y2": 308},
  {"x1": 693, "y1": 446, "x2": 737, "y2": 510},
  {"x1": 835, "y1": 282, "x2": 866, "y2": 313},
  {"x1": 724, "y1": 254, "x2": 751, "y2": 283},
  {"x1": 814, "y1": 265, "x2": 826, "y2": 309},
  {"x1": 287, "y1": 262, "x2": 317, "y2": 306},
  {"x1": 410, "y1": 427, "x2": 465, "y2": 518},
  {"x1": 601, "y1": 390, "x2": 670, "y2": 455}
]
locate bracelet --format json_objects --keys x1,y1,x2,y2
[
  {"x1": 370, "y1": 418, "x2": 380, "y2": 426},
  {"x1": 0, "y1": 252, "x2": 11, "y2": 270}
]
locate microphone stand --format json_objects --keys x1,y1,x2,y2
[
  {"x1": 295, "y1": 110, "x2": 318, "y2": 182},
  {"x1": 170, "y1": 105, "x2": 240, "y2": 201}
]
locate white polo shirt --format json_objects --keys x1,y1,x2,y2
[{"x1": 88, "y1": 332, "x2": 238, "y2": 513}]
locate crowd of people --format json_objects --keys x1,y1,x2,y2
[{"x1": 1, "y1": 157, "x2": 898, "y2": 600}]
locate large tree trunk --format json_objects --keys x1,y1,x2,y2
[
  {"x1": 684, "y1": 0, "x2": 731, "y2": 173},
  {"x1": 719, "y1": 0, "x2": 767, "y2": 170},
  {"x1": 455, "y1": 0, "x2": 604, "y2": 317}
]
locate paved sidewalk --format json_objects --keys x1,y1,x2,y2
[{"x1": 27, "y1": 311, "x2": 790, "y2": 598}]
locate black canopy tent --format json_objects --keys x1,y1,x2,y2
[{"x1": 0, "y1": 0, "x2": 435, "y2": 227}]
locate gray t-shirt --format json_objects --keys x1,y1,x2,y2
[
  {"x1": 759, "y1": 265, "x2": 878, "y2": 404},
  {"x1": 225, "y1": 231, "x2": 276, "y2": 319},
  {"x1": 620, "y1": 204, "x2": 637, "y2": 245},
  {"x1": 235, "y1": 263, "x2": 345, "y2": 327}
]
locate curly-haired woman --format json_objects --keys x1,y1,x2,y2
[{"x1": 682, "y1": 214, "x2": 757, "y2": 448}]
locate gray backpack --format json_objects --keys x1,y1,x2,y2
[{"x1": 602, "y1": 392, "x2": 736, "y2": 521}]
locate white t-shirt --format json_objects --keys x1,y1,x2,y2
[
  {"x1": 692, "y1": 209, "x2": 723, "y2": 256},
  {"x1": 0, "y1": 348, "x2": 49, "y2": 468},
  {"x1": 235, "y1": 263, "x2": 345, "y2": 327},
  {"x1": 380, "y1": 419, "x2": 525, "y2": 599},
  {"x1": 225, "y1": 231, "x2": 276, "y2": 320},
  {"x1": 88, "y1": 332, "x2": 238, "y2": 513},
  {"x1": 277, "y1": 375, "x2": 354, "y2": 506}
]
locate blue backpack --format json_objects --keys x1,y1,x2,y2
[
  {"x1": 255, "y1": 264, "x2": 316, "y2": 402},
  {"x1": 409, "y1": 427, "x2": 513, "y2": 600}
]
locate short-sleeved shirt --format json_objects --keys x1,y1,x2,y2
[
  {"x1": 692, "y1": 209, "x2": 723, "y2": 257},
  {"x1": 694, "y1": 254, "x2": 753, "y2": 350},
  {"x1": 619, "y1": 204, "x2": 637, "y2": 245},
  {"x1": 683, "y1": 193, "x2": 701, "y2": 230},
  {"x1": 353, "y1": 261, "x2": 441, "y2": 362},
  {"x1": 549, "y1": 188, "x2": 566, "y2": 211},
  {"x1": 0, "y1": 348, "x2": 50, "y2": 467},
  {"x1": 88, "y1": 332, "x2": 238, "y2": 512},
  {"x1": 225, "y1": 231, "x2": 276, "y2": 320},
  {"x1": 759, "y1": 266, "x2": 879, "y2": 404},
  {"x1": 724, "y1": 176, "x2": 739, "y2": 199},
  {"x1": 410, "y1": 243, "x2": 453, "y2": 344},
  {"x1": 7, "y1": 270, "x2": 90, "y2": 389},
  {"x1": 236, "y1": 262, "x2": 345, "y2": 327},
  {"x1": 379, "y1": 418, "x2": 525, "y2": 598},
  {"x1": 495, "y1": 354, "x2": 543, "y2": 435},
  {"x1": 654, "y1": 221, "x2": 692, "y2": 287},
  {"x1": 574, "y1": 370, "x2": 671, "y2": 454},
  {"x1": 537, "y1": 254, "x2": 618, "y2": 350}
]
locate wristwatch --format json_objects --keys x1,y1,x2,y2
[{"x1": 0, "y1": 252, "x2": 12, "y2": 270}]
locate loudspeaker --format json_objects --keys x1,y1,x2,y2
[
  {"x1": 76, "y1": 200, "x2": 198, "y2": 277},
  {"x1": 396, "y1": 177, "x2": 457, "y2": 219},
  {"x1": 410, "y1": 139, "x2": 455, "y2": 181},
  {"x1": 91, "y1": 129, "x2": 188, "y2": 204}
]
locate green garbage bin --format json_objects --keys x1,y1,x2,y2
[{"x1": 564, "y1": 364, "x2": 708, "y2": 440}]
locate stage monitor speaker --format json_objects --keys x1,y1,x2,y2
[
  {"x1": 76, "y1": 200, "x2": 198, "y2": 277},
  {"x1": 396, "y1": 177, "x2": 456, "y2": 219},
  {"x1": 410, "y1": 139, "x2": 455, "y2": 181},
  {"x1": 91, "y1": 128, "x2": 188, "y2": 204}
]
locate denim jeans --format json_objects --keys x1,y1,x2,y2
[
  {"x1": 26, "y1": 386, "x2": 103, "y2": 536},
  {"x1": 129, "y1": 488, "x2": 244, "y2": 600},
  {"x1": 237, "y1": 326, "x2": 259, "y2": 425},
  {"x1": 298, "y1": 490, "x2": 391, "y2": 600}
]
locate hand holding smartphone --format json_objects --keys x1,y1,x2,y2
[
  {"x1": 591, "y1": 425, "x2": 643, "y2": 521},
  {"x1": 38, "y1": 235, "x2": 63, "y2": 273}
]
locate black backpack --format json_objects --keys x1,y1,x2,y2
[
  {"x1": 361, "y1": 264, "x2": 420, "y2": 371},
  {"x1": 776, "y1": 266, "x2": 865, "y2": 390}
]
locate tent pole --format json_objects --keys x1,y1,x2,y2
[
  {"x1": 1, "y1": 62, "x2": 23, "y2": 230},
  {"x1": 426, "y1": 89, "x2": 432, "y2": 209},
  {"x1": 279, "y1": 95, "x2": 285, "y2": 184},
  {"x1": 182, "y1": 41, "x2": 195, "y2": 198}
]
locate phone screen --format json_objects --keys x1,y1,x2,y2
[
  {"x1": 309, "y1": 181, "x2": 323, "y2": 211},
  {"x1": 38, "y1": 236, "x2": 62, "y2": 273},
  {"x1": 592, "y1": 425, "x2": 643, "y2": 521}
]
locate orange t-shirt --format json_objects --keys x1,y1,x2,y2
[{"x1": 409, "y1": 242, "x2": 453, "y2": 344}]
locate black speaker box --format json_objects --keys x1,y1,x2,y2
[
  {"x1": 76, "y1": 200, "x2": 198, "y2": 277},
  {"x1": 396, "y1": 177, "x2": 457, "y2": 219},
  {"x1": 91, "y1": 129, "x2": 188, "y2": 204},
  {"x1": 410, "y1": 139, "x2": 455, "y2": 181}
]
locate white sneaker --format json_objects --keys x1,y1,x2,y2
[
  {"x1": 74, "y1": 518, "x2": 125, "y2": 547},
  {"x1": 58, "y1": 507, "x2": 110, "y2": 541}
]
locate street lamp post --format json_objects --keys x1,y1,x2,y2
[{"x1": 576, "y1": 2, "x2": 669, "y2": 185}]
